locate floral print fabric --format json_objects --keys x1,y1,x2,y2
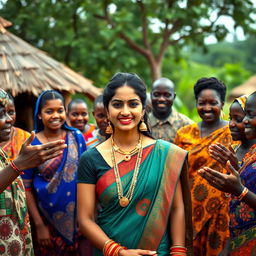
[
  {"x1": 175, "y1": 123, "x2": 233, "y2": 256},
  {"x1": 0, "y1": 147, "x2": 33, "y2": 255}
]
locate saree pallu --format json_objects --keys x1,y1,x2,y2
[
  {"x1": 229, "y1": 145, "x2": 256, "y2": 255},
  {"x1": 22, "y1": 130, "x2": 86, "y2": 246},
  {"x1": 175, "y1": 124, "x2": 233, "y2": 256},
  {"x1": 94, "y1": 140, "x2": 192, "y2": 256},
  {"x1": 2, "y1": 127, "x2": 30, "y2": 161},
  {"x1": 0, "y1": 147, "x2": 33, "y2": 256}
]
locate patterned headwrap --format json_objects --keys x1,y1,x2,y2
[
  {"x1": 234, "y1": 95, "x2": 247, "y2": 110},
  {"x1": 0, "y1": 89, "x2": 9, "y2": 107}
]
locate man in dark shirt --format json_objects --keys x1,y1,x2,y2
[{"x1": 148, "y1": 77, "x2": 193, "y2": 143}]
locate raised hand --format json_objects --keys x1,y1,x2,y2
[
  {"x1": 209, "y1": 143, "x2": 239, "y2": 171},
  {"x1": 13, "y1": 131, "x2": 67, "y2": 170},
  {"x1": 198, "y1": 161, "x2": 244, "y2": 196}
]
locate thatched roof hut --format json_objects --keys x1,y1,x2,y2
[
  {"x1": 0, "y1": 17, "x2": 101, "y2": 130},
  {"x1": 228, "y1": 76, "x2": 256, "y2": 101}
]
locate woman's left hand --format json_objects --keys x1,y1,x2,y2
[{"x1": 198, "y1": 161, "x2": 244, "y2": 196}]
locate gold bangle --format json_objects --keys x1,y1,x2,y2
[{"x1": 236, "y1": 187, "x2": 249, "y2": 200}]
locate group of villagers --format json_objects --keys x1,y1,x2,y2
[{"x1": 0, "y1": 72, "x2": 256, "y2": 256}]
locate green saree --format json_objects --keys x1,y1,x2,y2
[{"x1": 79, "y1": 139, "x2": 192, "y2": 255}]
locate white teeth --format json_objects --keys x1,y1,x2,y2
[{"x1": 120, "y1": 119, "x2": 131, "y2": 121}]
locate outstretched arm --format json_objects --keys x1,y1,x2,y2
[
  {"x1": 198, "y1": 162, "x2": 256, "y2": 210},
  {"x1": 0, "y1": 132, "x2": 66, "y2": 193}
]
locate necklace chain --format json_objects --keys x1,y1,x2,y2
[
  {"x1": 111, "y1": 135, "x2": 143, "y2": 207},
  {"x1": 112, "y1": 137, "x2": 141, "y2": 156}
]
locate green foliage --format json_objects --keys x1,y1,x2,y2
[{"x1": 1, "y1": 0, "x2": 256, "y2": 86}]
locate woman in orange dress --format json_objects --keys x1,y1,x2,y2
[
  {"x1": 0, "y1": 93, "x2": 30, "y2": 160},
  {"x1": 174, "y1": 77, "x2": 233, "y2": 256}
]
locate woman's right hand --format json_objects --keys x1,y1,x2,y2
[
  {"x1": 36, "y1": 223, "x2": 53, "y2": 248},
  {"x1": 119, "y1": 249, "x2": 157, "y2": 256},
  {"x1": 14, "y1": 131, "x2": 67, "y2": 170},
  {"x1": 198, "y1": 161, "x2": 244, "y2": 196}
]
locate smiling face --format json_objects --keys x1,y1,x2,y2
[
  {"x1": 107, "y1": 85, "x2": 144, "y2": 133},
  {"x1": 67, "y1": 102, "x2": 88, "y2": 132},
  {"x1": 243, "y1": 94, "x2": 256, "y2": 139},
  {"x1": 38, "y1": 99, "x2": 66, "y2": 131},
  {"x1": 229, "y1": 101, "x2": 246, "y2": 141},
  {"x1": 0, "y1": 104, "x2": 13, "y2": 142},
  {"x1": 151, "y1": 82, "x2": 176, "y2": 118},
  {"x1": 196, "y1": 89, "x2": 223, "y2": 123},
  {"x1": 93, "y1": 103, "x2": 108, "y2": 135}
]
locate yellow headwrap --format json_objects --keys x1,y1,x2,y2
[{"x1": 234, "y1": 95, "x2": 247, "y2": 110}]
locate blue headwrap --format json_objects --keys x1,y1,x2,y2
[{"x1": 34, "y1": 90, "x2": 77, "y2": 133}]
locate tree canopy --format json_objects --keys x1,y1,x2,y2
[{"x1": 1, "y1": 0, "x2": 256, "y2": 86}]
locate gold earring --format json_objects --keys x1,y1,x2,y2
[
  {"x1": 105, "y1": 121, "x2": 113, "y2": 134},
  {"x1": 139, "y1": 118, "x2": 147, "y2": 131}
]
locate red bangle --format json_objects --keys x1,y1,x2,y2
[{"x1": 10, "y1": 160, "x2": 24, "y2": 175}]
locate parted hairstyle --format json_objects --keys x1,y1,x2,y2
[
  {"x1": 103, "y1": 72, "x2": 152, "y2": 137},
  {"x1": 67, "y1": 98, "x2": 87, "y2": 113},
  {"x1": 34, "y1": 90, "x2": 66, "y2": 132},
  {"x1": 194, "y1": 77, "x2": 227, "y2": 102}
]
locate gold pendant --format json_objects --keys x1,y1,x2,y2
[
  {"x1": 124, "y1": 155, "x2": 131, "y2": 161},
  {"x1": 119, "y1": 196, "x2": 129, "y2": 207}
]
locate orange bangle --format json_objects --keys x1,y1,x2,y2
[
  {"x1": 103, "y1": 239, "x2": 127, "y2": 256},
  {"x1": 236, "y1": 187, "x2": 249, "y2": 200},
  {"x1": 10, "y1": 160, "x2": 24, "y2": 175}
]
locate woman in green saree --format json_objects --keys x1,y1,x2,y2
[{"x1": 77, "y1": 73, "x2": 192, "y2": 256}]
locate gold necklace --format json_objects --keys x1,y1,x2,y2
[
  {"x1": 111, "y1": 136, "x2": 143, "y2": 207},
  {"x1": 112, "y1": 136, "x2": 142, "y2": 161}
]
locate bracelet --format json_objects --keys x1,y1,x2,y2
[
  {"x1": 103, "y1": 239, "x2": 127, "y2": 256},
  {"x1": 10, "y1": 160, "x2": 24, "y2": 175},
  {"x1": 236, "y1": 187, "x2": 249, "y2": 201},
  {"x1": 170, "y1": 245, "x2": 187, "y2": 256}
]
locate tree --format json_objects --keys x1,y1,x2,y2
[
  {"x1": 82, "y1": 0, "x2": 256, "y2": 80},
  {"x1": 1, "y1": 0, "x2": 256, "y2": 83}
]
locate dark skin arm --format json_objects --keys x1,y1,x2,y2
[
  {"x1": 198, "y1": 161, "x2": 256, "y2": 210},
  {"x1": 26, "y1": 190, "x2": 53, "y2": 247},
  {"x1": 0, "y1": 132, "x2": 66, "y2": 193}
]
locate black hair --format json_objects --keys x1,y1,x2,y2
[
  {"x1": 67, "y1": 98, "x2": 87, "y2": 113},
  {"x1": 37, "y1": 90, "x2": 65, "y2": 114},
  {"x1": 103, "y1": 72, "x2": 152, "y2": 137},
  {"x1": 93, "y1": 95, "x2": 103, "y2": 110},
  {"x1": 194, "y1": 77, "x2": 226, "y2": 102}
]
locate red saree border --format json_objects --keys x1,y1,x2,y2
[
  {"x1": 137, "y1": 144, "x2": 187, "y2": 249},
  {"x1": 96, "y1": 144, "x2": 155, "y2": 198}
]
